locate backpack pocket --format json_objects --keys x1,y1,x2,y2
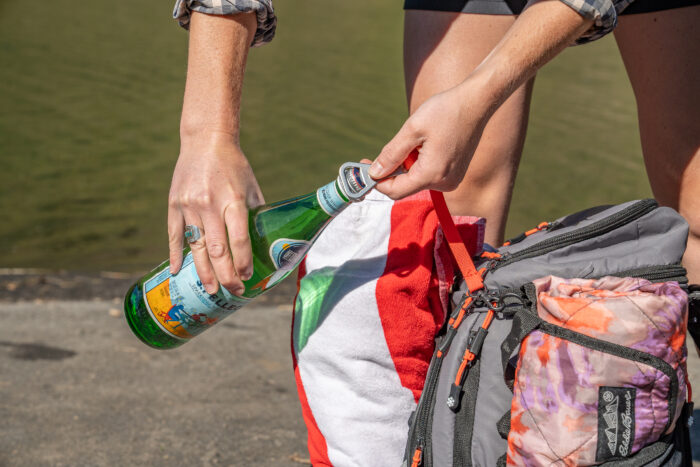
[{"x1": 505, "y1": 276, "x2": 688, "y2": 466}]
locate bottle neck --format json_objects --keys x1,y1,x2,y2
[
  {"x1": 316, "y1": 179, "x2": 351, "y2": 216},
  {"x1": 316, "y1": 163, "x2": 377, "y2": 216}
]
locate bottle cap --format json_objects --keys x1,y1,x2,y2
[{"x1": 337, "y1": 162, "x2": 405, "y2": 201}]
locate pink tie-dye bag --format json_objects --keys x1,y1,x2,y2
[{"x1": 506, "y1": 275, "x2": 689, "y2": 466}]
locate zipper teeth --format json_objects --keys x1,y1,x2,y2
[
  {"x1": 409, "y1": 306, "x2": 475, "y2": 464},
  {"x1": 614, "y1": 265, "x2": 688, "y2": 286},
  {"x1": 415, "y1": 315, "x2": 483, "y2": 466},
  {"x1": 417, "y1": 360, "x2": 441, "y2": 466},
  {"x1": 638, "y1": 272, "x2": 687, "y2": 283},
  {"x1": 495, "y1": 199, "x2": 657, "y2": 270}
]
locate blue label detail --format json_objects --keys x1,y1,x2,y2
[
  {"x1": 316, "y1": 181, "x2": 347, "y2": 216},
  {"x1": 143, "y1": 252, "x2": 250, "y2": 339},
  {"x1": 269, "y1": 238, "x2": 311, "y2": 270}
]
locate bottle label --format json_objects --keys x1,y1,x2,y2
[
  {"x1": 269, "y1": 238, "x2": 311, "y2": 270},
  {"x1": 142, "y1": 253, "x2": 250, "y2": 340},
  {"x1": 316, "y1": 181, "x2": 347, "y2": 216}
]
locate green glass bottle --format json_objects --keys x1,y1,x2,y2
[{"x1": 124, "y1": 162, "x2": 378, "y2": 349}]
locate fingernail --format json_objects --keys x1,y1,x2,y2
[
  {"x1": 235, "y1": 288, "x2": 245, "y2": 296},
  {"x1": 369, "y1": 161, "x2": 384, "y2": 178},
  {"x1": 241, "y1": 269, "x2": 252, "y2": 281}
]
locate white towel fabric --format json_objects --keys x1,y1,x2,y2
[{"x1": 291, "y1": 190, "x2": 485, "y2": 466}]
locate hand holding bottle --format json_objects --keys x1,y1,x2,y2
[
  {"x1": 170, "y1": 11, "x2": 259, "y2": 296},
  {"x1": 126, "y1": 162, "x2": 362, "y2": 349},
  {"x1": 168, "y1": 133, "x2": 265, "y2": 296}
]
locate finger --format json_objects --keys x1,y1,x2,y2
[
  {"x1": 374, "y1": 150, "x2": 438, "y2": 199},
  {"x1": 200, "y1": 211, "x2": 245, "y2": 295},
  {"x1": 224, "y1": 201, "x2": 254, "y2": 285},
  {"x1": 248, "y1": 185, "x2": 265, "y2": 209},
  {"x1": 182, "y1": 210, "x2": 219, "y2": 295},
  {"x1": 373, "y1": 169, "x2": 428, "y2": 200},
  {"x1": 369, "y1": 122, "x2": 422, "y2": 179},
  {"x1": 168, "y1": 202, "x2": 185, "y2": 274}
]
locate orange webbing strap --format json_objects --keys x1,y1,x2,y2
[
  {"x1": 430, "y1": 191, "x2": 484, "y2": 294},
  {"x1": 401, "y1": 149, "x2": 484, "y2": 295}
]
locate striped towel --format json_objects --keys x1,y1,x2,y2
[{"x1": 291, "y1": 190, "x2": 484, "y2": 466}]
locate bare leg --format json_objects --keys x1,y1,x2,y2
[
  {"x1": 404, "y1": 11, "x2": 534, "y2": 245},
  {"x1": 614, "y1": 6, "x2": 700, "y2": 283}
]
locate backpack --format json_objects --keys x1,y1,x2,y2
[{"x1": 403, "y1": 195, "x2": 694, "y2": 467}]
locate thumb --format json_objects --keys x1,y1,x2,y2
[{"x1": 369, "y1": 123, "x2": 421, "y2": 179}]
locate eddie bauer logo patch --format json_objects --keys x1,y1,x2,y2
[{"x1": 596, "y1": 386, "x2": 636, "y2": 461}]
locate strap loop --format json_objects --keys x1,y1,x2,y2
[
  {"x1": 400, "y1": 149, "x2": 484, "y2": 293},
  {"x1": 430, "y1": 190, "x2": 484, "y2": 294}
]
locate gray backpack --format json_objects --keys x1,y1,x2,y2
[{"x1": 404, "y1": 198, "x2": 693, "y2": 467}]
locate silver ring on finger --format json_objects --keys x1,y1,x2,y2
[{"x1": 184, "y1": 224, "x2": 204, "y2": 244}]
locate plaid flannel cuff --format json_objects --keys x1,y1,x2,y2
[
  {"x1": 173, "y1": 0, "x2": 276, "y2": 47},
  {"x1": 558, "y1": 0, "x2": 618, "y2": 44}
]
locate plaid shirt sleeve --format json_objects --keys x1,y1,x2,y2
[
  {"x1": 173, "y1": 0, "x2": 276, "y2": 47},
  {"x1": 559, "y1": 0, "x2": 634, "y2": 44}
]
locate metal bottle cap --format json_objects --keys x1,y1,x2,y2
[{"x1": 337, "y1": 162, "x2": 405, "y2": 201}]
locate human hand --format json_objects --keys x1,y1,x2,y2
[
  {"x1": 168, "y1": 132, "x2": 264, "y2": 295},
  {"x1": 369, "y1": 82, "x2": 494, "y2": 199}
]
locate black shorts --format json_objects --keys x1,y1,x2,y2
[{"x1": 404, "y1": 0, "x2": 700, "y2": 16}]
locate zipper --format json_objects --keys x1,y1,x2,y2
[
  {"x1": 407, "y1": 353, "x2": 441, "y2": 467},
  {"x1": 448, "y1": 317, "x2": 487, "y2": 412},
  {"x1": 618, "y1": 264, "x2": 688, "y2": 288},
  {"x1": 405, "y1": 295, "x2": 477, "y2": 466},
  {"x1": 410, "y1": 440, "x2": 424, "y2": 467},
  {"x1": 494, "y1": 199, "x2": 658, "y2": 270},
  {"x1": 407, "y1": 300, "x2": 478, "y2": 467}
]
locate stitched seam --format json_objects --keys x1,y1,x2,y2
[
  {"x1": 622, "y1": 294, "x2": 661, "y2": 332},
  {"x1": 517, "y1": 361, "x2": 598, "y2": 465},
  {"x1": 560, "y1": 297, "x2": 602, "y2": 326},
  {"x1": 622, "y1": 293, "x2": 684, "y2": 364},
  {"x1": 515, "y1": 374, "x2": 564, "y2": 463},
  {"x1": 556, "y1": 430, "x2": 597, "y2": 463}
]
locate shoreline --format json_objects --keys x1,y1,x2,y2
[{"x1": 0, "y1": 269, "x2": 299, "y2": 306}]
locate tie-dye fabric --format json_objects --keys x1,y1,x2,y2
[{"x1": 507, "y1": 276, "x2": 688, "y2": 466}]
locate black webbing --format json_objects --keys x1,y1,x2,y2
[
  {"x1": 500, "y1": 284, "x2": 541, "y2": 391},
  {"x1": 496, "y1": 411, "x2": 511, "y2": 440}
]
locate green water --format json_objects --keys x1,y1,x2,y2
[{"x1": 0, "y1": 0, "x2": 648, "y2": 272}]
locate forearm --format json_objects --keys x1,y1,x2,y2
[
  {"x1": 461, "y1": 0, "x2": 594, "y2": 115},
  {"x1": 179, "y1": 11, "x2": 257, "y2": 148}
]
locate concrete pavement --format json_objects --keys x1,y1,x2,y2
[
  {"x1": 2, "y1": 300, "x2": 700, "y2": 466},
  {"x1": 0, "y1": 301, "x2": 308, "y2": 466}
]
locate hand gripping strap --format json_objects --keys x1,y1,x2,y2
[{"x1": 401, "y1": 149, "x2": 484, "y2": 294}]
